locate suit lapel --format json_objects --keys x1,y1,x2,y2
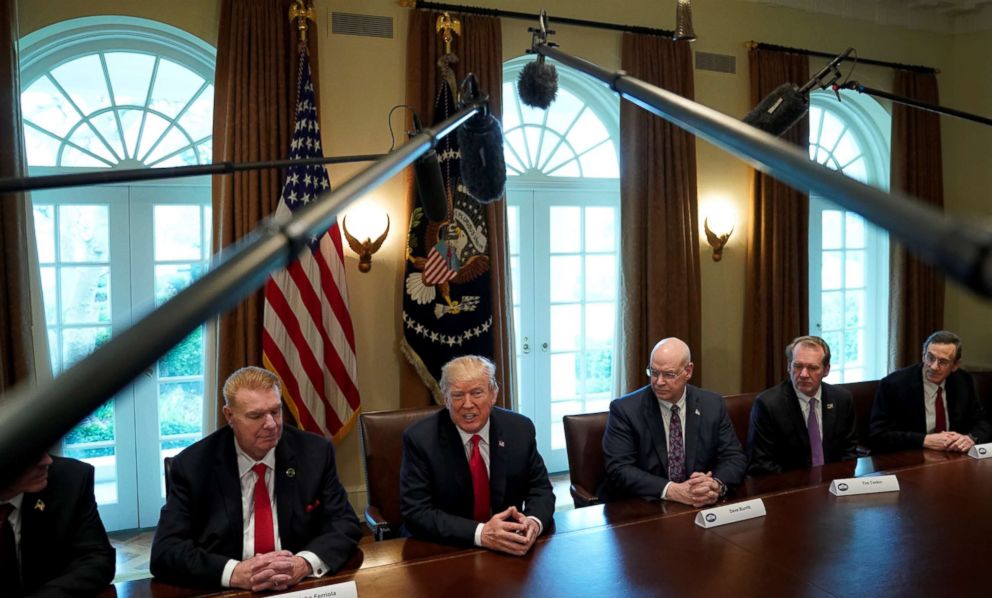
[
  {"x1": 785, "y1": 383, "x2": 811, "y2": 454},
  {"x1": 643, "y1": 391, "x2": 668, "y2": 475},
  {"x1": 488, "y1": 410, "x2": 507, "y2": 512},
  {"x1": 274, "y1": 434, "x2": 297, "y2": 549},
  {"x1": 19, "y1": 490, "x2": 51, "y2": 586},
  {"x1": 683, "y1": 389, "x2": 699, "y2": 472},
  {"x1": 910, "y1": 369, "x2": 927, "y2": 432},
  {"x1": 215, "y1": 431, "x2": 244, "y2": 554},
  {"x1": 820, "y1": 384, "x2": 837, "y2": 446},
  {"x1": 439, "y1": 411, "x2": 474, "y2": 513}
]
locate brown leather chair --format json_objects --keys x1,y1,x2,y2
[
  {"x1": 562, "y1": 411, "x2": 609, "y2": 508},
  {"x1": 971, "y1": 369, "x2": 992, "y2": 419},
  {"x1": 837, "y1": 379, "x2": 879, "y2": 455},
  {"x1": 359, "y1": 405, "x2": 442, "y2": 540},
  {"x1": 724, "y1": 392, "x2": 757, "y2": 449}
]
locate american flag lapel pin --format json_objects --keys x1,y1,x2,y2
[
  {"x1": 498, "y1": 440, "x2": 505, "y2": 448},
  {"x1": 34, "y1": 499, "x2": 45, "y2": 512},
  {"x1": 826, "y1": 403, "x2": 834, "y2": 410},
  {"x1": 695, "y1": 409, "x2": 701, "y2": 416}
]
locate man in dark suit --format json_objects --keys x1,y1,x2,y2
[
  {"x1": 401, "y1": 355, "x2": 555, "y2": 556},
  {"x1": 602, "y1": 338, "x2": 746, "y2": 505},
  {"x1": 870, "y1": 330, "x2": 991, "y2": 453},
  {"x1": 150, "y1": 366, "x2": 361, "y2": 592},
  {"x1": 747, "y1": 336, "x2": 858, "y2": 475},
  {"x1": 0, "y1": 453, "x2": 115, "y2": 597}
]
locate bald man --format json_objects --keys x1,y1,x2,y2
[{"x1": 602, "y1": 338, "x2": 746, "y2": 505}]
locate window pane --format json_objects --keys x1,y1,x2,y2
[
  {"x1": 544, "y1": 88, "x2": 584, "y2": 135},
  {"x1": 507, "y1": 205, "x2": 520, "y2": 255},
  {"x1": 22, "y1": 76, "x2": 78, "y2": 138},
  {"x1": 155, "y1": 264, "x2": 205, "y2": 305},
  {"x1": 846, "y1": 250, "x2": 865, "y2": 288},
  {"x1": 550, "y1": 255, "x2": 581, "y2": 302},
  {"x1": 59, "y1": 205, "x2": 109, "y2": 262},
  {"x1": 90, "y1": 112, "x2": 125, "y2": 160},
  {"x1": 585, "y1": 207, "x2": 616, "y2": 252},
  {"x1": 510, "y1": 256, "x2": 520, "y2": 306},
  {"x1": 155, "y1": 205, "x2": 202, "y2": 260},
  {"x1": 41, "y1": 266, "x2": 57, "y2": 324},
  {"x1": 585, "y1": 255, "x2": 616, "y2": 301},
  {"x1": 550, "y1": 304, "x2": 581, "y2": 351},
  {"x1": 845, "y1": 212, "x2": 865, "y2": 248},
  {"x1": 832, "y1": 131, "x2": 861, "y2": 169},
  {"x1": 822, "y1": 331, "x2": 843, "y2": 365},
  {"x1": 821, "y1": 291, "x2": 843, "y2": 331},
  {"x1": 52, "y1": 55, "x2": 112, "y2": 116},
  {"x1": 62, "y1": 326, "x2": 111, "y2": 368},
  {"x1": 60, "y1": 266, "x2": 111, "y2": 324},
  {"x1": 578, "y1": 141, "x2": 619, "y2": 178},
  {"x1": 584, "y1": 349, "x2": 613, "y2": 394},
  {"x1": 822, "y1": 210, "x2": 842, "y2": 249},
  {"x1": 105, "y1": 52, "x2": 155, "y2": 107},
  {"x1": 176, "y1": 86, "x2": 213, "y2": 142},
  {"x1": 33, "y1": 205, "x2": 56, "y2": 263},
  {"x1": 68, "y1": 125, "x2": 116, "y2": 163},
  {"x1": 844, "y1": 328, "x2": 863, "y2": 365},
  {"x1": 550, "y1": 353, "x2": 577, "y2": 400},
  {"x1": 23, "y1": 126, "x2": 60, "y2": 166},
  {"x1": 148, "y1": 59, "x2": 203, "y2": 119},
  {"x1": 821, "y1": 251, "x2": 842, "y2": 290},
  {"x1": 159, "y1": 381, "x2": 203, "y2": 441},
  {"x1": 585, "y1": 303, "x2": 615, "y2": 349},
  {"x1": 159, "y1": 327, "x2": 204, "y2": 378},
  {"x1": 549, "y1": 206, "x2": 580, "y2": 253},
  {"x1": 569, "y1": 109, "x2": 610, "y2": 154},
  {"x1": 845, "y1": 291, "x2": 865, "y2": 329}
]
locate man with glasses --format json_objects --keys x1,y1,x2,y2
[
  {"x1": 601, "y1": 338, "x2": 746, "y2": 505},
  {"x1": 870, "y1": 330, "x2": 991, "y2": 453},
  {"x1": 746, "y1": 336, "x2": 857, "y2": 475},
  {"x1": 400, "y1": 355, "x2": 554, "y2": 556}
]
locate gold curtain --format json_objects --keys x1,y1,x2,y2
[
  {"x1": 402, "y1": 10, "x2": 513, "y2": 409},
  {"x1": 741, "y1": 48, "x2": 810, "y2": 393},
  {"x1": 619, "y1": 33, "x2": 702, "y2": 391},
  {"x1": 0, "y1": 0, "x2": 48, "y2": 394},
  {"x1": 211, "y1": 0, "x2": 317, "y2": 412},
  {"x1": 889, "y1": 71, "x2": 944, "y2": 368}
]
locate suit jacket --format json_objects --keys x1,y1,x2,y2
[
  {"x1": 150, "y1": 425, "x2": 361, "y2": 588},
  {"x1": 17, "y1": 456, "x2": 115, "y2": 598},
  {"x1": 747, "y1": 380, "x2": 858, "y2": 475},
  {"x1": 400, "y1": 407, "x2": 555, "y2": 546},
  {"x1": 870, "y1": 364, "x2": 992, "y2": 452},
  {"x1": 601, "y1": 385, "x2": 747, "y2": 501}
]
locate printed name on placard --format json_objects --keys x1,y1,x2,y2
[
  {"x1": 695, "y1": 498, "x2": 766, "y2": 528},
  {"x1": 828, "y1": 475, "x2": 899, "y2": 496}
]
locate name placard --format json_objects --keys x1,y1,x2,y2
[
  {"x1": 694, "y1": 498, "x2": 766, "y2": 528},
  {"x1": 272, "y1": 581, "x2": 358, "y2": 598},
  {"x1": 828, "y1": 475, "x2": 899, "y2": 496},
  {"x1": 968, "y1": 443, "x2": 992, "y2": 459}
]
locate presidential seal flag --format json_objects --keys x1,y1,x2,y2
[
  {"x1": 401, "y1": 63, "x2": 495, "y2": 399},
  {"x1": 262, "y1": 47, "x2": 360, "y2": 442}
]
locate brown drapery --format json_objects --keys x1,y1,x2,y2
[
  {"x1": 402, "y1": 10, "x2": 514, "y2": 409},
  {"x1": 888, "y1": 71, "x2": 944, "y2": 368},
  {"x1": 212, "y1": 0, "x2": 318, "y2": 411},
  {"x1": 0, "y1": 0, "x2": 47, "y2": 394},
  {"x1": 741, "y1": 49, "x2": 810, "y2": 393},
  {"x1": 619, "y1": 33, "x2": 702, "y2": 391}
]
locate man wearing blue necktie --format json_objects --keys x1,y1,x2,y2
[
  {"x1": 746, "y1": 336, "x2": 858, "y2": 476},
  {"x1": 602, "y1": 338, "x2": 746, "y2": 505}
]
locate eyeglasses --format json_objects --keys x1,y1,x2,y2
[
  {"x1": 646, "y1": 366, "x2": 686, "y2": 381},
  {"x1": 924, "y1": 352, "x2": 954, "y2": 369}
]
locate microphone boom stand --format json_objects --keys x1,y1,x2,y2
[{"x1": 835, "y1": 81, "x2": 992, "y2": 128}]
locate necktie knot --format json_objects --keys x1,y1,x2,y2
[
  {"x1": 471, "y1": 434, "x2": 482, "y2": 448},
  {"x1": 252, "y1": 463, "x2": 267, "y2": 477}
]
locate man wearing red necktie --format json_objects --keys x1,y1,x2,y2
[
  {"x1": 871, "y1": 330, "x2": 991, "y2": 453},
  {"x1": 400, "y1": 355, "x2": 555, "y2": 556},
  {"x1": 150, "y1": 367, "x2": 361, "y2": 592}
]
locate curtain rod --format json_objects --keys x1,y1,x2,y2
[
  {"x1": 747, "y1": 41, "x2": 937, "y2": 74},
  {"x1": 410, "y1": 1, "x2": 676, "y2": 38}
]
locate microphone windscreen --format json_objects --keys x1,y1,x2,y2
[
  {"x1": 743, "y1": 83, "x2": 809, "y2": 137},
  {"x1": 518, "y1": 59, "x2": 559, "y2": 109},
  {"x1": 458, "y1": 113, "x2": 506, "y2": 204},
  {"x1": 413, "y1": 149, "x2": 449, "y2": 222}
]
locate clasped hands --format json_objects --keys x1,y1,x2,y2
[
  {"x1": 231, "y1": 550, "x2": 312, "y2": 592},
  {"x1": 924, "y1": 431, "x2": 975, "y2": 452},
  {"x1": 480, "y1": 506, "x2": 540, "y2": 556},
  {"x1": 668, "y1": 471, "x2": 721, "y2": 508}
]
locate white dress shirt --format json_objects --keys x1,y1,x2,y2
[
  {"x1": 793, "y1": 384, "x2": 824, "y2": 438},
  {"x1": 922, "y1": 374, "x2": 949, "y2": 434},
  {"x1": 454, "y1": 420, "x2": 543, "y2": 546},
  {"x1": 657, "y1": 390, "x2": 687, "y2": 500},
  {"x1": 220, "y1": 440, "x2": 328, "y2": 587}
]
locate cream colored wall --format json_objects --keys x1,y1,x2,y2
[{"x1": 18, "y1": 0, "x2": 992, "y2": 509}]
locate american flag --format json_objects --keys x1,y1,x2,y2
[
  {"x1": 262, "y1": 48, "x2": 360, "y2": 442},
  {"x1": 423, "y1": 240, "x2": 460, "y2": 285}
]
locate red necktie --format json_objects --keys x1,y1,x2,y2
[
  {"x1": 935, "y1": 387, "x2": 947, "y2": 433},
  {"x1": 0, "y1": 503, "x2": 20, "y2": 595},
  {"x1": 252, "y1": 463, "x2": 275, "y2": 555},
  {"x1": 469, "y1": 435, "x2": 490, "y2": 522}
]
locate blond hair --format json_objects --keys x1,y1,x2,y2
[{"x1": 222, "y1": 366, "x2": 280, "y2": 406}]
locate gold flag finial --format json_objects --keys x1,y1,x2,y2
[
  {"x1": 435, "y1": 12, "x2": 461, "y2": 56},
  {"x1": 289, "y1": 0, "x2": 316, "y2": 44}
]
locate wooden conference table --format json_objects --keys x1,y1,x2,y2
[{"x1": 104, "y1": 450, "x2": 991, "y2": 597}]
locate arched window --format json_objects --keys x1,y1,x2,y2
[
  {"x1": 808, "y1": 90, "x2": 891, "y2": 383},
  {"x1": 19, "y1": 16, "x2": 215, "y2": 532},
  {"x1": 503, "y1": 56, "x2": 620, "y2": 472}
]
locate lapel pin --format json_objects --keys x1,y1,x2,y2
[
  {"x1": 286, "y1": 467, "x2": 296, "y2": 478},
  {"x1": 695, "y1": 409, "x2": 701, "y2": 416},
  {"x1": 826, "y1": 403, "x2": 834, "y2": 410},
  {"x1": 498, "y1": 440, "x2": 505, "y2": 448},
  {"x1": 34, "y1": 499, "x2": 45, "y2": 512}
]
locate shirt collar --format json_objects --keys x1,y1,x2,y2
[
  {"x1": 0, "y1": 493, "x2": 24, "y2": 511},
  {"x1": 793, "y1": 383, "x2": 823, "y2": 405},
  {"x1": 657, "y1": 388, "x2": 688, "y2": 415},
  {"x1": 922, "y1": 370, "x2": 945, "y2": 396},
  {"x1": 455, "y1": 418, "x2": 491, "y2": 447},
  {"x1": 234, "y1": 437, "x2": 277, "y2": 478}
]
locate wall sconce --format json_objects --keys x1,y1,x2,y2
[
  {"x1": 342, "y1": 212, "x2": 390, "y2": 273},
  {"x1": 704, "y1": 217, "x2": 734, "y2": 262}
]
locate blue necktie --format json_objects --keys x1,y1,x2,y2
[{"x1": 669, "y1": 405, "x2": 686, "y2": 483}]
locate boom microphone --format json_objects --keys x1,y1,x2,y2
[
  {"x1": 411, "y1": 113, "x2": 449, "y2": 222},
  {"x1": 518, "y1": 11, "x2": 559, "y2": 109},
  {"x1": 457, "y1": 74, "x2": 507, "y2": 203},
  {"x1": 743, "y1": 47, "x2": 854, "y2": 137}
]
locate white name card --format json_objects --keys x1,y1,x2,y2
[
  {"x1": 272, "y1": 581, "x2": 358, "y2": 598},
  {"x1": 694, "y1": 498, "x2": 766, "y2": 528},
  {"x1": 828, "y1": 475, "x2": 899, "y2": 496},
  {"x1": 968, "y1": 443, "x2": 992, "y2": 459}
]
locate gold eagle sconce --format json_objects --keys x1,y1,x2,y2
[
  {"x1": 704, "y1": 217, "x2": 734, "y2": 262},
  {"x1": 343, "y1": 215, "x2": 390, "y2": 273}
]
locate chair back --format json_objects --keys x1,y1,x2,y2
[
  {"x1": 359, "y1": 405, "x2": 441, "y2": 539},
  {"x1": 724, "y1": 392, "x2": 757, "y2": 449},
  {"x1": 562, "y1": 411, "x2": 609, "y2": 508}
]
